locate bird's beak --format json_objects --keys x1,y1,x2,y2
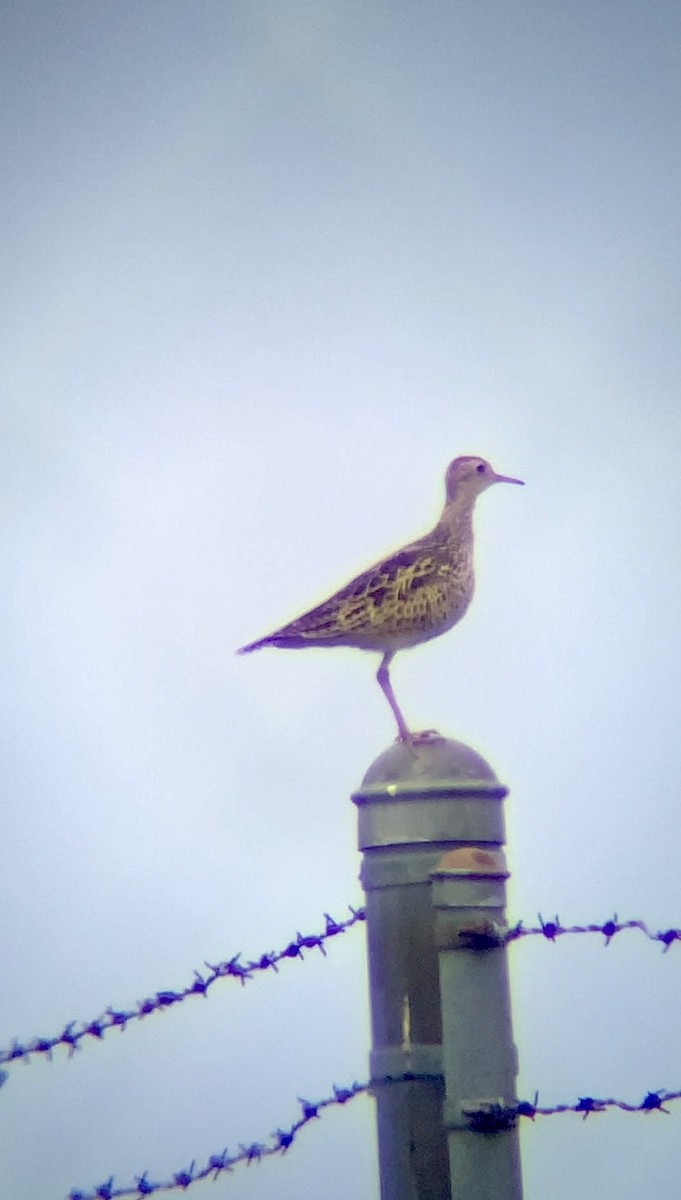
[{"x1": 493, "y1": 472, "x2": 525, "y2": 486}]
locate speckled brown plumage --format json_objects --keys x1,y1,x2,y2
[{"x1": 238, "y1": 455, "x2": 523, "y2": 741}]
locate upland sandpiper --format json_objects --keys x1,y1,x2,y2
[{"x1": 238, "y1": 455, "x2": 523, "y2": 742}]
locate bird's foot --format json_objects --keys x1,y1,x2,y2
[
  {"x1": 412, "y1": 728, "x2": 445, "y2": 744},
  {"x1": 396, "y1": 728, "x2": 444, "y2": 746}
]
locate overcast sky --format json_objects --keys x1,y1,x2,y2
[{"x1": 2, "y1": 2, "x2": 681, "y2": 1198}]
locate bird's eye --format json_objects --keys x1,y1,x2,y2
[{"x1": 476, "y1": 463, "x2": 487, "y2": 473}]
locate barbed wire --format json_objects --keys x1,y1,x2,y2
[
  {"x1": 67, "y1": 1076, "x2": 681, "y2": 1200},
  {"x1": 0, "y1": 908, "x2": 365, "y2": 1069},
  {"x1": 516, "y1": 1088, "x2": 681, "y2": 1120},
  {"x1": 507, "y1": 915, "x2": 681, "y2": 950},
  {"x1": 66, "y1": 1077, "x2": 378, "y2": 1200},
  {"x1": 3, "y1": 910, "x2": 680, "y2": 1072}
]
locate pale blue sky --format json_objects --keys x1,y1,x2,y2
[{"x1": 2, "y1": 3, "x2": 681, "y2": 1197}]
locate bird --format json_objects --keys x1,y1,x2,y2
[{"x1": 237, "y1": 455, "x2": 524, "y2": 742}]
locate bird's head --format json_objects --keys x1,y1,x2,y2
[{"x1": 445, "y1": 456, "x2": 524, "y2": 501}]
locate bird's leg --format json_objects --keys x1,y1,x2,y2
[{"x1": 376, "y1": 652, "x2": 413, "y2": 743}]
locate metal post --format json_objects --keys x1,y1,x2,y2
[
  {"x1": 432, "y1": 847, "x2": 523, "y2": 1200},
  {"x1": 353, "y1": 736, "x2": 520, "y2": 1200}
]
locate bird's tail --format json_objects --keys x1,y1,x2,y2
[{"x1": 236, "y1": 636, "x2": 273, "y2": 654}]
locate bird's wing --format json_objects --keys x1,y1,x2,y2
[{"x1": 261, "y1": 533, "x2": 456, "y2": 646}]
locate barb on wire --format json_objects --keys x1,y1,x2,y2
[
  {"x1": 67, "y1": 1077, "x2": 681, "y2": 1199},
  {"x1": 0, "y1": 908, "x2": 365, "y2": 1069},
  {"x1": 506, "y1": 914, "x2": 681, "y2": 950}
]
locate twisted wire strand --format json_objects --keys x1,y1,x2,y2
[{"x1": 3, "y1": 911, "x2": 680, "y2": 1070}]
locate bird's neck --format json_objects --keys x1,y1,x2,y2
[{"x1": 438, "y1": 492, "x2": 477, "y2": 542}]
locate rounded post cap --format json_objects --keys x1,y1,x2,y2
[{"x1": 359, "y1": 736, "x2": 499, "y2": 791}]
